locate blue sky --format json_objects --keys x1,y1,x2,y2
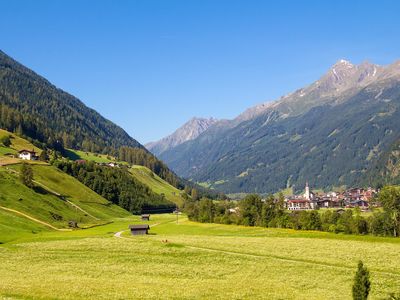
[{"x1": 2, "y1": 0, "x2": 400, "y2": 144}]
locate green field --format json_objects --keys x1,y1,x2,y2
[
  {"x1": 1, "y1": 213, "x2": 400, "y2": 299},
  {"x1": 130, "y1": 165, "x2": 184, "y2": 206}
]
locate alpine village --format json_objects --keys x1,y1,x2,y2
[{"x1": 2, "y1": 2, "x2": 400, "y2": 300}]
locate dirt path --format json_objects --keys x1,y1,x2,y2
[
  {"x1": 113, "y1": 220, "x2": 400, "y2": 278},
  {"x1": 114, "y1": 222, "x2": 161, "y2": 238},
  {"x1": 183, "y1": 244, "x2": 400, "y2": 278},
  {"x1": 4, "y1": 166, "x2": 99, "y2": 220},
  {"x1": 0, "y1": 205, "x2": 70, "y2": 231}
]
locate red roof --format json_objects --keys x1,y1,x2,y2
[{"x1": 287, "y1": 199, "x2": 310, "y2": 203}]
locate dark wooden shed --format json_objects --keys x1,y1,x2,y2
[
  {"x1": 141, "y1": 214, "x2": 150, "y2": 221},
  {"x1": 129, "y1": 224, "x2": 150, "y2": 235}
]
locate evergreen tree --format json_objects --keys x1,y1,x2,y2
[
  {"x1": 191, "y1": 188, "x2": 199, "y2": 201},
  {"x1": 378, "y1": 186, "x2": 400, "y2": 237},
  {"x1": 352, "y1": 261, "x2": 371, "y2": 300},
  {"x1": 20, "y1": 162, "x2": 34, "y2": 188},
  {"x1": 0, "y1": 134, "x2": 11, "y2": 147},
  {"x1": 39, "y1": 149, "x2": 49, "y2": 161}
]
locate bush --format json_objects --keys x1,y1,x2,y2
[{"x1": 0, "y1": 135, "x2": 11, "y2": 147}]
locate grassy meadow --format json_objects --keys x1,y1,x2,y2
[
  {"x1": 130, "y1": 165, "x2": 183, "y2": 205},
  {"x1": 65, "y1": 149, "x2": 118, "y2": 163},
  {"x1": 1, "y1": 214, "x2": 400, "y2": 299}
]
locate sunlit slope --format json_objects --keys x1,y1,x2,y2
[
  {"x1": 130, "y1": 165, "x2": 183, "y2": 206},
  {"x1": 0, "y1": 163, "x2": 129, "y2": 232},
  {"x1": 0, "y1": 129, "x2": 41, "y2": 153},
  {"x1": 0, "y1": 208, "x2": 49, "y2": 243}
]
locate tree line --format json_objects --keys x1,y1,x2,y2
[
  {"x1": 54, "y1": 160, "x2": 175, "y2": 214},
  {"x1": 184, "y1": 186, "x2": 400, "y2": 237}
]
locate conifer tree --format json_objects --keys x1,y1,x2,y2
[
  {"x1": 20, "y1": 162, "x2": 34, "y2": 188},
  {"x1": 352, "y1": 261, "x2": 371, "y2": 300},
  {"x1": 191, "y1": 188, "x2": 199, "y2": 201},
  {"x1": 0, "y1": 135, "x2": 11, "y2": 147},
  {"x1": 39, "y1": 149, "x2": 49, "y2": 161}
]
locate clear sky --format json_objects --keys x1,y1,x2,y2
[{"x1": 2, "y1": 0, "x2": 400, "y2": 144}]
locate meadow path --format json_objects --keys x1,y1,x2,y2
[
  {"x1": 0, "y1": 205, "x2": 70, "y2": 231},
  {"x1": 4, "y1": 166, "x2": 100, "y2": 220}
]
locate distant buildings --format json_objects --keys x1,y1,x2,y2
[
  {"x1": 141, "y1": 214, "x2": 150, "y2": 221},
  {"x1": 285, "y1": 183, "x2": 377, "y2": 210}
]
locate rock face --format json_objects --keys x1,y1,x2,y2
[
  {"x1": 146, "y1": 117, "x2": 218, "y2": 156},
  {"x1": 157, "y1": 59, "x2": 400, "y2": 193}
]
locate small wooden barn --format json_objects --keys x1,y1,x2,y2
[
  {"x1": 129, "y1": 224, "x2": 150, "y2": 235},
  {"x1": 141, "y1": 214, "x2": 150, "y2": 221}
]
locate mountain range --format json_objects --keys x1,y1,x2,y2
[{"x1": 155, "y1": 59, "x2": 400, "y2": 193}]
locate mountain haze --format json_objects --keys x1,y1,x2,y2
[
  {"x1": 146, "y1": 117, "x2": 218, "y2": 156},
  {"x1": 157, "y1": 59, "x2": 400, "y2": 193}
]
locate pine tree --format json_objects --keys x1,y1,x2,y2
[
  {"x1": 191, "y1": 188, "x2": 199, "y2": 201},
  {"x1": 0, "y1": 135, "x2": 11, "y2": 147},
  {"x1": 352, "y1": 261, "x2": 371, "y2": 300},
  {"x1": 20, "y1": 162, "x2": 34, "y2": 188},
  {"x1": 39, "y1": 150, "x2": 49, "y2": 162}
]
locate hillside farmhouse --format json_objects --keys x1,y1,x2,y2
[{"x1": 18, "y1": 149, "x2": 38, "y2": 161}]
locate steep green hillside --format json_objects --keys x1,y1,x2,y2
[
  {"x1": 130, "y1": 165, "x2": 183, "y2": 206},
  {"x1": 65, "y1": 148, "x2": 119, "y2": 164},
  {"x1": 0, "y1": 130, "x2": 129, "y2": 231},
  {"x1": 0, "y1": 129, "x2": 41, "y2": 153},
  {"x1": 0, "y1": 166, "x2": 124, "y2": 230}
]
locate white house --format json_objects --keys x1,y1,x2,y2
[{"x1": 18, "y1": 150, "x2": 38, "y2": 160}]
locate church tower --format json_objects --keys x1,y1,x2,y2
[{"x1": 304, "y1": 181, "x2": 310, "y2": 200}]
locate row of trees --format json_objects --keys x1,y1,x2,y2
[
  {"x1": 184, "y1": 186, "x2": 400, "y2": 237},
  {"x1": 118, "y1": 146, "x2": 180, "y2": 188},
  {"x1": 118, "y1": 147, "x2": 224, "y2": 200},
  {"x1": 54, "y1": 160, "x2": 175, "y2": 214}
]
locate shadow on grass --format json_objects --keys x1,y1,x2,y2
[
  {"x1": 63, "y1": 149, "x2": 81, "y2": 160},
  {"x1": 33, "y1": 185, "x2": 51, "y2": 195}
]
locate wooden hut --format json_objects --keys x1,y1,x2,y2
[
  {"x1": 141, "y1": 214, "x2": 150, "y2": 221},
  {"x1": 129, "y1": 224, "x2": 150, "y2": 235}
]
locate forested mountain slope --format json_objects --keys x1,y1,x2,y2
[
  {"x1": 159, "y1": 60, "x2": 400, "y2": 193},
  {"x1": 0, "y1": 50, "x2": 142, "y2": 154}
]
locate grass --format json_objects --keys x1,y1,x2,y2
[
  {"x1": 65, "y1": 149, "x2": 118, "y2": 163},
  {"x1": 0, "y1": 163, "x2": 129, "y2": 235},
  {"x1": 130, "y1": 165, "x2": 184, "y2": 206},
  {"x1": 1, "y1": 214, "x2": 400, "y2": 299},
  {"x1": 0, "y1": 129, "x2": 42, "y2": 154}
]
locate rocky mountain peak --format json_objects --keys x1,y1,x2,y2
[{"x1": 146, "y1": 117, "x2": 218, "y2": 155}]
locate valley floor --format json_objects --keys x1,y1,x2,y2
[{"x1": 1, "y1": 214, "x2": 400, "y2": 299}]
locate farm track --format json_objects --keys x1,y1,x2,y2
[
  {"x1": 4, "y1": 165, "x2": 99, "y2": 220},
  {"x1": 114, "y1": 222, "x2": 162, "y2": 238},
  {"x1": 114, "y1": 221, "x2": 400, "y2": 279},
  {"x1": 184, "y1": 245, "x2": 400, "y2": 278},
  {"x1": 0, "y1": 205, "x2": 70, "y2": 231}
]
